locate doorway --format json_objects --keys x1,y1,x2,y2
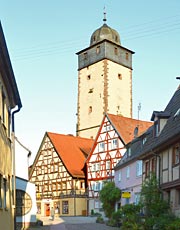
[{"x1": 45, "y1": 203, "x2": 50, "y2": 216}]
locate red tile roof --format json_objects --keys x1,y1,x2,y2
[
  {"x1": 47, "y1": 132, "x2": 94, "y2": 178},
  {"x1": 107, "y1": 114, "x2": 153, "y2": 144}
]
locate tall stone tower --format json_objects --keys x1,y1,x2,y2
[{"x1": 76, "y1": 13, "x2": 134, "y2": 139}]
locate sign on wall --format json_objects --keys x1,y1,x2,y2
[{"x1": 122, "y1": 191, "x2": 131, "y2": 198}]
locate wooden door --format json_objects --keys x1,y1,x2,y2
[{"x1": 45, "y1": 203, "x2": 50, "y2": 216}]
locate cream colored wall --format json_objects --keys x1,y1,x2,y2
[
  {"x1": 77, "y1": 60, "x2": 132, "y2": 139},
  {"x1": 0, "y1": 74, "x2": 14, "y2": 230},
  {"x1": 78, "y1": 61, "x2": 104, "y2": 139},
  {"x1": 108, "y1": 61, "x2": 132, "y2": 117}
]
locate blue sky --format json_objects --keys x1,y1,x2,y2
[{"x1": 0, "y1": 1, "x2": 180, "y2": 159}]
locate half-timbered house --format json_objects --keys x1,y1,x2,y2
[
  {"x1": 29, "y1": 132, "x2": 93, "y2": 217},
  {"x1": 139, "y1": 85, "x2": 180, "y2": 217},
  {"x1": 85, "y1": 113, "x2": 152, "y2": 215}
]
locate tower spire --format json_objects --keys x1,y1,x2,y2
[{"x1": 103, "y1": 6, "x2": 107, "y2": 23}]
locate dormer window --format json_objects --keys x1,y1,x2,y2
[
  {"x1": 142, "y1": 137, "x2": 147, "y2": 145},
  {"x1": 127, "y1": 147, "x2": 131, "y2": 157},
  {"x1": 154, "y1": 120, "x2": 159, "y2": 137},
  {"x1": 174, "y1": 108, "x2": 180, "y2": 119}
]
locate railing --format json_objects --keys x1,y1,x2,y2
[{"x1": 36, "y1": 189, "x2": 88, "y2": 200}]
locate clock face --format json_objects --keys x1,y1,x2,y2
[{"x1": 16, "y1": 189, "x2": 32, "y2": 216}]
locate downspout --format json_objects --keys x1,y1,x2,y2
[{"x1": 12, "y1": 105, "x2": 21, "y2": 230}]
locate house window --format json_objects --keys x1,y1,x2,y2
[
  {"x1": 94, "y1": 200, "x2": 100, "y2": 209},
  {"x1": 96, "y1": 162, "x2": 100, "y2": 171},
  {"x1": 54, "y1": 163, "x2": 59, "y2": 172},
  {"x1": 96, "y1": 46, "x2": 100, "y2": 54},
  {"x1": 151, "y1": 158, "x2": 156, "y2": 172},
  {"x1": 93, "y1": 163, "x2": 96, "y2": 171},
  {"x1": 127, "y1": 148, "x2": 131, "y2": 157},
  {"x1": 177, "y1": 189, "x2": 180, "y2": 205},
  {"x1": 173, "y1": 144, "x2": 180, "y2": 165},
  {"x1": 94, "y1": 182, "x2": 101, "y2": 191},
  {"x1": 126, "y1": 166, "x2": 130, "y2": 179},
  {"x1": 134, "y1": 193, "x2": 141, "y2": 204},
  {"x1": 136, "y1": 160, "x2": 142, "y2": 177},
  {"x1": 112, "y1": 139, "x2": 118, "y2": 149},
  {"x1": 88, "y1": 106, "x2": 92, "y2": 114},
  {"x1": 2, "y1": 89, "x2": 6, "y2": 124},
  {"x1": 44, "y1": 166, "x2": 48, "y2": 174},
  {"x1": 125, "y1": 198, "x2": 130, "y2": 204},
  {"x1": 62, "y1": 201, "x2": 69, "y2": 214},
  {"x1": 106, "y1": 160, "x2": 111, "y2": 170},
  {"x1": 118, "y1": 171, "x2": 121, "y2": 182},
  {"x1": 50, "y1": 163, "x2": 54, "y2": 173},
  {"x1": 142, "y1": 137, "x2": 147, "y2": 145},
  {"x1": 44, "y1": 182, "x2": 49, "y2": 192},
  {"x1": 99, "y1": 142, "x2": 105, "y2": 152},
  {"x1": 52, "y1": 183, "x2": 56, "y2": 191},
  {"x1": 145, "y1": 161, "x2": 150, "y2": 178},
  {"x1": 3, "y1": 178, "x2": 7, "y2": 209},
  {"x1": 154, "y1": 121, "x2": 159, "y2": 137},
  {"x1": 105, "y1": 125, "x2": 111, "y2": 131}
]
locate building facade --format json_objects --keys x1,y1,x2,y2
[
  {"x1": 114, "y1": 127, "x2": 152, "y2": 208},
  {"x1": 29, "y1": 132, "x2": 93, "y2": 217},
  {"x1": 139, "y1": 85, "x2": 180, "y2": 217},
  {"x1": 0, "y1": 22, "x2": 22, "y2": 230},
  {"x1": 86, "y1": 113, "x2": 152, "y2": 215},
  {"x1": 76, "y1": 14, "x2": 134, "y2": 139}
]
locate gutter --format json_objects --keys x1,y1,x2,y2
[{"x1": 11, "y1": 105, "x2": 22, "y2": 230}]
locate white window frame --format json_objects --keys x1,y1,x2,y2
[
  {"x1": 136, "y1": 160, "x2": 142, "y2": 177},
  {"x1": 126, "y1": 166, "x2": 130, "y2": 179},
  {"x1": 99, "y1": 142, "x2": 105, "y2": 152},
  {"x1": 118, "y1": 171, "x2": 121, "y2": 182}
]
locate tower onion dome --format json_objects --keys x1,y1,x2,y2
[{"x1": 90, "y1": 12, "x2": 121, "y2": 46}]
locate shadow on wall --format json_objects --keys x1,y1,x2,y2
[{"x1": 16, "y1": 177, "x2": 37, "y2": 229}]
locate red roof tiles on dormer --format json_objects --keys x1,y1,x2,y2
[
  {"x1": 107, "y1": 114, "x2": 153, "y2": 144},
  {"x1": 47, "y1": 132, "x2": 94, "y2": 178}
]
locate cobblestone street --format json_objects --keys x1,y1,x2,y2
[{"x1": 40, "y1": 216, "x2": 120, "y2": 230}]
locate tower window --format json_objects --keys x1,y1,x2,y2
[
  {"x1": 96, "y1": 46, "x2": 100, "y2": 54},
  {"x1": 118, "y1": 74, "x2": 122, "y2": 80},
  {"x1": 88, "y1": 88, "x2": 93, "y2": 93},
  {"x1": 87, "y1": 75, "x2": 91, "y2": 80},
  {"x1": 84, "y1": 52, "x2": 88, "y2": 60},
  {"x1": 114, "y1": 47, "x2": 118, "y2": 55},
  {"x1": 125, "y1": 52, "x2": 129, "y2": 60},
  {"x1": 88, "y1": 106, "x2": 92, "y2": 114}
]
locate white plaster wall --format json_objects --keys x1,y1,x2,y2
[
  {"x1": 16, "y1": 177, "x2": 37, "y2": 223},
  {"x1": 15, "y1": 138, "x2": 31, "y2": 180}
]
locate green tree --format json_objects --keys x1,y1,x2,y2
[
  {"x1": 99, "y1": 181, "x2": 121, "y2": 219},
  {"x1": 140, "y1": 173, "x2": 171, "y2": 229}
]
